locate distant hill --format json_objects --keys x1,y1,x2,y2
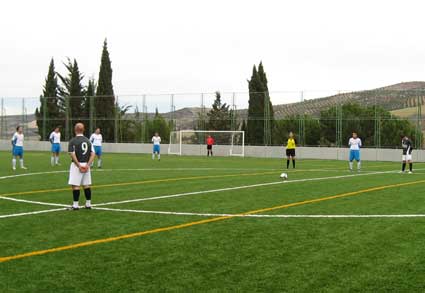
[{"x1": 273, "y1": 82, "x2": 425, "y2": 118}]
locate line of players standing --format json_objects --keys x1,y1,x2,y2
[
  {"x1": 10, "y1": 126, "x2": 414, "y2": 173},
  {"x1": 10, "y1": 125, "x2": 103, "y2": 171},
  {"x1": 284, "y1": 131, "x2": 414, "y2": 173}
]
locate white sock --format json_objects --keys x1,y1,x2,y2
[
  {"x1": 349, "y1": 162, "x2": 353, "y2": 170},
  {"x1": 86, "y1": 200, "x2": 91, "y2": 206},
  {"x1": 357, "y1": 161, "x2": 361, "y2": 170},
  {"x1": 98, "y1": 159, "x2": 102, "y2": 167},
  {"x1": 51, "y1": 156, "x2": 55, "y2": 166},
  {"x1": 55, "y1": 157, "x2": 59, "y2": 165},
  {"x1": 158, "y1": 154, "x2": 160, "y2": 160},
  {"x1": 73, "y1": 201, "x2": 79, "y2": 208},
  {"x1": 152, "y1": 154, "x2": 155, "y2": 160},
  {"x1": 20, "y1": 159, "x2": 24, "y2": 168},
  {"x1": 12, "y1": 158, "x2": 16, "y2": 169}
]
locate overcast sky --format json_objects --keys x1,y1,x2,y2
[{"x1": 1, "y1": 0, "x2": 424, "y2": 112}]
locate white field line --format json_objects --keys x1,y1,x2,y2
[
  {"x1": 93, "y1": 207, "x2": 425, "y2": 219},
  {"x1": 0, "y1": 196, "x2": 68, "y2": 207},
  {"x1": 0, "y1": 169, "x2": 403, "y2": 210},
  {"x1": 0, "y1": 171, "x2": 68, "y2": 180},
  {"x1": 0, "y1": 208, "x2": 66, "y2": 219},
  {"x1": 0, "y1": 167, "x2": 396, "y2": 181},
  {"x1": 0, "y1": 171, "x2": 420, "y2": 218},
  {"x1": 92, "y1": 170, "x2": 399, "y2": 207}
]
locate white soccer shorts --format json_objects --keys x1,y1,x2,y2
[
  {"x1": 68, "y1": 162, "x2": 92, "y2": 186},
  {"x1": 402, "y1": 154, "x2": 412, "y2": 161}
]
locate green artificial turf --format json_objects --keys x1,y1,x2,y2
[{"x1": 1, "y1": 151, "x2": 425, "y2": 292}]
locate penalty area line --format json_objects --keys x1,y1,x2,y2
[
  {"x1": 93, "y1": 207, "x2": 425, "y2": 218},
  {"x1": 0, "y1": 208, "x2": 66, "y2": 219},
  {"x1": 92, "y1": 169, "x2": 400, "y2": 207},
  {"x1": 0, "y1": 169, "x2": 404, "y2": 219}
]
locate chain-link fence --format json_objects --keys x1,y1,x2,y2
[{"x1": 0, "y1": 89, "x2": 423, "y2": 149}]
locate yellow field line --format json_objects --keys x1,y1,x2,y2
[
  {"x1": 1, "y1": 179, "x2": 424, "y2": 263},
  {"x1": 0, "y1": 171, "x2": 277, "y2": 198}
]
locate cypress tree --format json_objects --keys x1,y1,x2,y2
[
  {"x1": 58, "y1": 58, "x2": 85, "y2": 139},
  {"x1": 247, "y1": 65, "x2": 265, "y2": 144},
  {"x1": 35, "y1": 58, "x2": 61, "y2": 140},
  {"x1": 95, "y1": 39, "x2": 116, "y2": 142},
  {"x1": 85, "y1": 78, "x2": 96, "y2": 135},
  {"x1": 247, "y1": 62, "x2": 274, "y2": 145},
  {"x1": 257, "y1": 62, "x2": 274, "y2": 144}
]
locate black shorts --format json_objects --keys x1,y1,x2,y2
[
  {"x1": 207, "y1": 145, "x2": 212, "y2": 150},
  {"x1": 286, "y1": 149, "x2": 296, "y2": 157}
]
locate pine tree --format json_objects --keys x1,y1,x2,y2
[
  {"x1": 58, "y1": 58, "x2": 85, "y2": 140},
  {"x1": 95, "y1": 39, "x2": 116, "y2": 142},
  {"x1": 35, "y1": 58, "x2": 62, "y2": 140},
  {"x1": 207, "y1": 91, "x2": 231, "y2": 130}
]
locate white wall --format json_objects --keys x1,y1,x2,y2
[{"x1": 0, "y1": 140, "x2": 423, "y2": 162}]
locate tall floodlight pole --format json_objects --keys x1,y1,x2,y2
[
  {"x1": 230, "y1": 92, "x2": 237, "y2": 131},
  {"x1": 374, "y1": 94, "x2": 381, "y2": 148},
  {"x1": 416, "y1": 95, "x2": 423, "y2": 149},
  {"x1": 298, "y1": 91, "x2": 305, "y2": 146},
  {"x1": 0, "y1": 98, "x2": 4, "y2": 139},
  {"x1": 170, "y1": 94, "x2": 175, "y2": 131},
  {"x1": 264, "y1": 92, "x2": 271, "y2": 146},
  {"x1": 22, "y1": 98, "x2": 28, "y2": 138},
  {"x1": 114, "y1": 96, "x2": 119, "y2": 143},
  {"x1": 141, "y1": 95, "x2": 147, "y2": 143},
  {"x1": 335, "y1": 93, "x2": 342, "y2": 148}
]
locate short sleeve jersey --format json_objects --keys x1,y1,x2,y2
[
  {"x1": 68, "y1": 135, "x2": 93, "y2": 163},
  {"x1": 349, "y1": 138, "x2": 362, "y2": 150}
]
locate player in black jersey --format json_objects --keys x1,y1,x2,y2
[
  {"x1": 68, "y1": 123, "x2": 95, "y2": 210},
  {"x1": 401, "y1": 136, "x2": 413, "y2": 174}
]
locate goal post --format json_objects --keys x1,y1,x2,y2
[{"x1": 168, "y1": 130, "x2": 245, "y2": 157}]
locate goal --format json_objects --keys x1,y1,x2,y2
[{"x1": 168, "y1": 130, "x2": 245, "y2": 157}]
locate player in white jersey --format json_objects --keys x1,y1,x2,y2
[
  {"x1": 152, "y1": 132, "x2": 161, "y2": 161},
  {"x1": 348, "y1": 132, "x2": 362, "y2": 171},
  {"x1": 11, "y1": 126, "x2": 27, "y2": 170},
  {"x1": 49, "y1": 126, "x2": 61, "y2": 166},
  {"x1": 90, "y1": 127, "x2": 103, "y2": 168}
]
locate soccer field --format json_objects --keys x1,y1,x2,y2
[{"x1": 1, "y1": 152, "x2": 425, "y2": 292}]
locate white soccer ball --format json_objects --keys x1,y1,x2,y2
[{"x1": 280, "y1": 172, "x2": 288, "y2": 180}]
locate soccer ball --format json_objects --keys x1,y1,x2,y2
[{"x1": 280, "y1": 172, "x2": 288, "y2": 180}]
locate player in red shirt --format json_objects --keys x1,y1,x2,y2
[{"x1": 206, "y1": 135, "x2": 214, "y2": 156}]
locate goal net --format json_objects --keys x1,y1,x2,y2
[{"x1": 168, "y1": 130, "x2": 245, "y2": 157}]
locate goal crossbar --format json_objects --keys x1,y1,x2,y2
[{"x1": 168, "y1": 130, "x2": 245, "y2": 157}]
